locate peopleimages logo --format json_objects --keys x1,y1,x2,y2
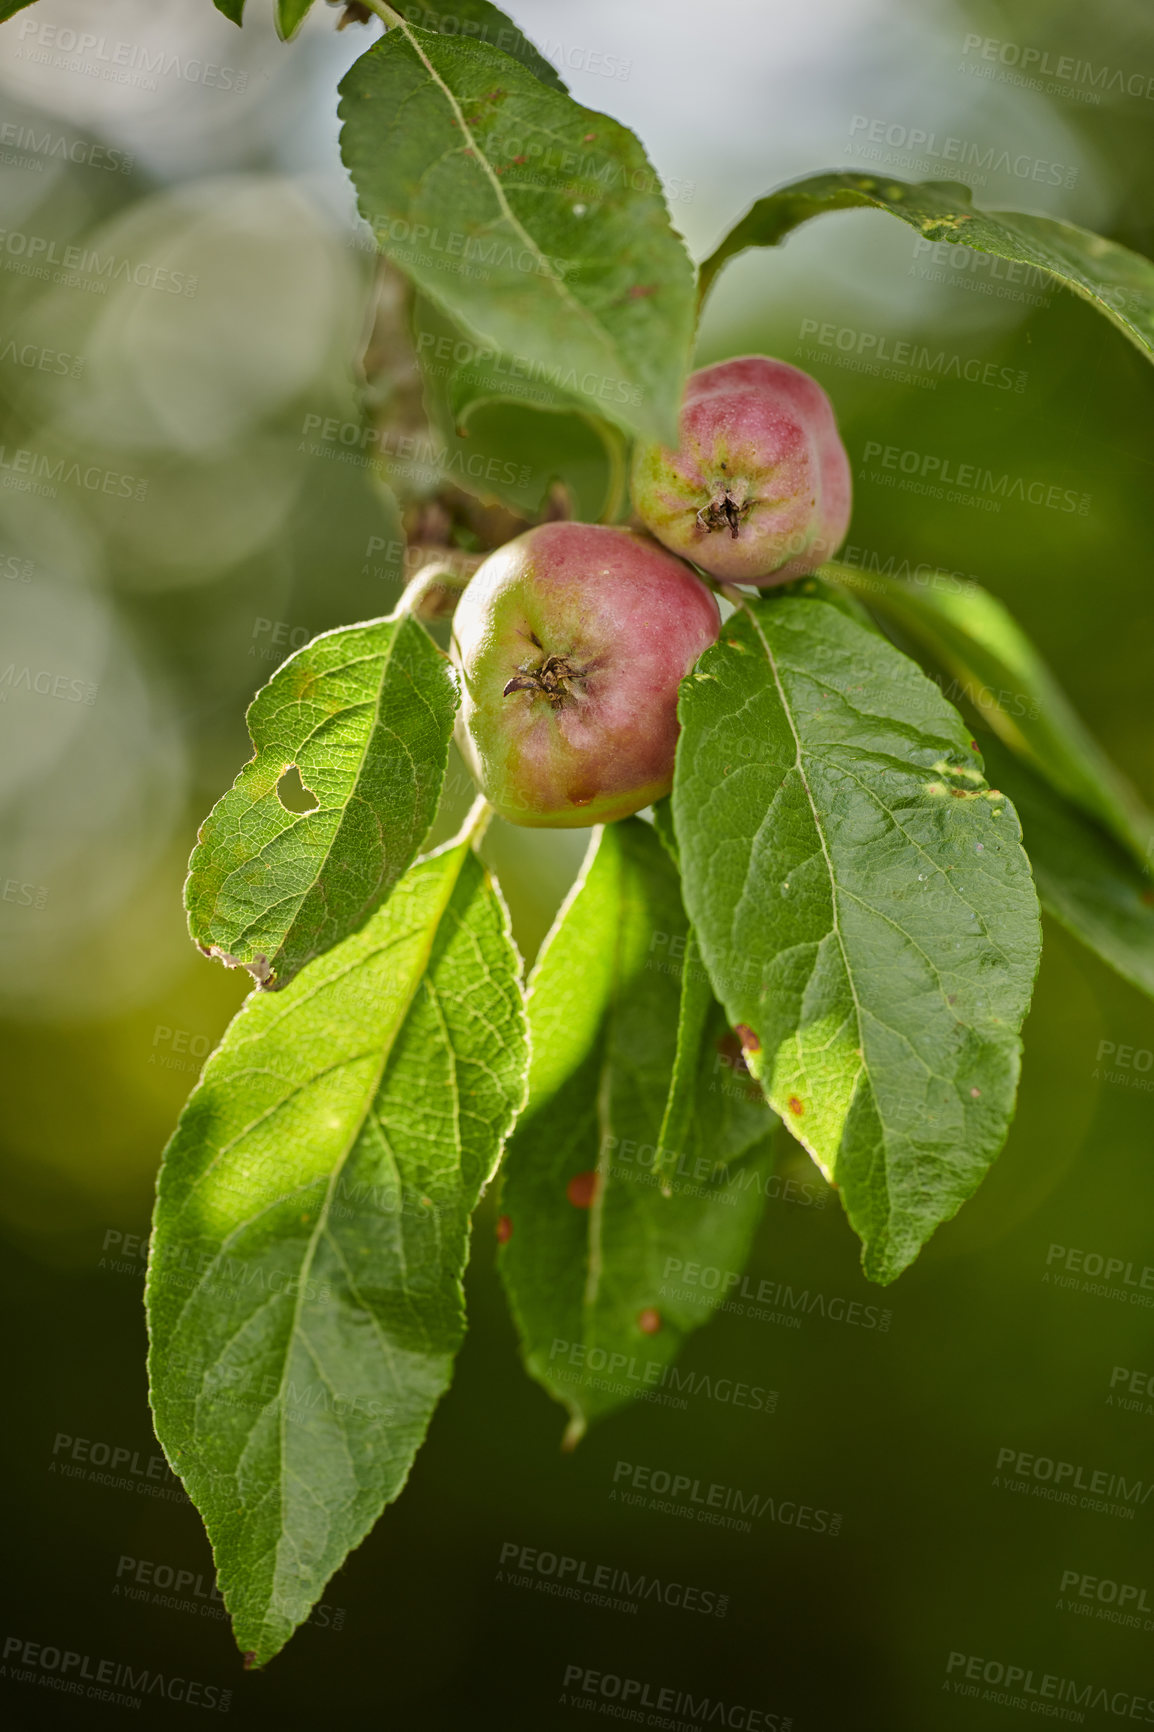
[
  {"x1": 49, "y1": 1430, "x2": 187, "y2": 1504},
  {"x1": 908, "y1": 236, "x2": 1052, "y2": 308},
  {"x1": 960, "y1": 33, "x2": 1154, "y2": 103},
  {"x1": 0, "y1": 122, "x2": 133, "y2": 175},
  {"x1": 3, "y1": 1634, "x2": 231, "y2": 1714},
  {"x1": 0, "y1": 229, "x2": 197, "y2": 296},
  {"x1": 113, "y1": 1554, "x2": 346, "y2": 1632},
  {"x1": 360, "y1": 212, "x2": 572, "y2": 282},
  {"x1": 0, "y1": 337, "x2": 85, "y2": 378},
  {"x1": 993, "y1": 1445, "x2": 1154, "y2": 1520},
  {"x1": 847, "y1": 114, "x2": 1078, "y2": 187},
  {"x1": 612, "y1": 1459, "x2": 842, "y2": 1537},
  {"x1": 299, "y1": 412, "x2": 535, "y2": 492},
  {"x1": 798, "y1": 319, "x2": 1027, "y2": 392},
  {"x1": 945, "y1": 1650, "x2": 1154, "y2": 1721},
  {"x1": 497, "y1": 1540, "x2": 728, "y2": 1618},
  {"x1": 549, "y1": 1337, "x2": 777, "y2": 1414},
  {"x1": 1059, "y1": 1567, "x2": 1152, "y2": 1617},
  {"x1": 559, "y1": 1662, "x2": 791, "y2": 1730},
  {"x1": 0, "y1": 444, "x2": 148, "y2": 503},
  {"x1": 16, "y1": 17, "x2": 248, "y2": 93},
  {"x1": 413, "y1": 330, "x2": 643, "y2": 409},
  {"x1": 0, "y1": 665, "x2": 97, "y2": 705},
  {"x1": 1044, "y1": 1241, "x2": 1154, "y2": 1296},
  {"x1": 659, "y1": 1255, "x2": 893, "y2": 1333},
  {"x1": 860, "y1": 441, "x2": 1090, "y2": 516}
]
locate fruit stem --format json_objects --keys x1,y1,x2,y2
[{"x1": 398, "y1": 554, "x2": 480, "y2": 621}]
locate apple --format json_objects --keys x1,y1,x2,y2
[
  {"x1": 451, "y1": 523, "x2": 720, "y2": 827},
  {"x1": 630, "y1": 355, "x2": 852, "y2": 583}
]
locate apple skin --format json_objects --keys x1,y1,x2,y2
[
  {"x1": 451, "y1": 523, "x2": 720, "y2": 828},
  {"x1": 630, "y1": 355, "x2": 852, "y2": 584}
]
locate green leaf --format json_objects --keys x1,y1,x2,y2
[
  {"x1": 393, "y1": 1, "x2": 568, "y2": 92},
  {"x1": 338, "y1": 23, "x2": 696, "y2": 443},
  {"x1": 673, "y1": 593, "x2": 1042, "y2": 1284},
  {"x1": 498, "y1": 820, "x2": 775, "y2": 1442},
  {"x1": 213, "y1": 0, "x2": 245, "y2": 21},
  {"x1": 412, "y1": 294, "x2": 627, "y2": 520},
  {"x1": 653, "y1": 924, "x2": 715, "y2": 1190},
  {"x1": 698, "y1": 172, "x2": 1154, "y2": 368},
  {"x1": 648, "y1": 800, "x2": 766, "y2": 1192},
  {"x1": 452, "y1": 397, "x2": 627, "y2": 519},
  {"x1": 147, "y1": 830, "x2": 528, "y2": 1668},
  {"x1": 275, "y1": 0, "x2": 314, "y2": 39},
  {"x1": 979, "y1": 735, "x2": 1154, "y2": 1001},
  {"x1": 0, "y1": 0, "x2": 40, "y2": 19},
  {"x1": 650, "y1": 795, "x2": 679, "y2": 864},
  {"x1": 186, "y1": 613, "x2": 458, "y2": 991},
  {"x1": 822, "y1": 560, "x2": 1154, "y2": 869}
]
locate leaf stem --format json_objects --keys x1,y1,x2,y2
[{"x1": 358, "y1": 0, "x2": 403, "y2": 26}]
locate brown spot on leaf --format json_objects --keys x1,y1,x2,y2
[
  {"x1": 496, "y1": 1214, "x2": 513, "y2": 1244},
  {"x1": 637, "y1": 1308, "x2": 662, "y2": 1335},
  {"x1": 566, "y1": 1170, "x2": 599, "y2": 1209},
  {"x1": 628, "y1": 284, "x2": 658, "y2": 299},
  {"x1": 734, "y1": 1023, "x2": 760, "y2": 1053},
  {"x1": 788, "y1": 1096, "x2": 804, "y2": 1116}
]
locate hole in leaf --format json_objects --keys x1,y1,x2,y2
[{"x1": 276, "y1": 764, "x2": 319, "y2": 814}]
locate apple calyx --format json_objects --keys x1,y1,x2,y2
[{"x1": 502, "y1": 642, "x2": 593, "y2": 708}]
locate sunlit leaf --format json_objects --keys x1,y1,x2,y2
[
  {"x1": 186, "y1": 613, "x2": 457, "y2": 989},
  {"x1": 148, "y1": 831, "x2": 528, "y2": 1666}
]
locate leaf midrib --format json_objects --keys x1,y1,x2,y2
[
  {"x1": 736, "y1": 602, "x2": 872, "y2": 1187},
  {"x1": 263, "y1": 843, "x2": 470, "y2": 1642},
  {"x1": 381, "y1": 20, "x2": 634, "y2": 384}
]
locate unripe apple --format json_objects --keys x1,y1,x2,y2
[
  {"x1": 630, "y1": 356, "x2": 852, "y2": 584},
  {"x1": 451, "y1": 523, "x2": 720, "y2": 828}
]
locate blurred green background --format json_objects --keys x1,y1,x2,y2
[{"x1": 2, "y1": 0, "x2": 1154, "y2": 1725}]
